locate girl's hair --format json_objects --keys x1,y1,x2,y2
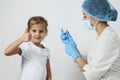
[{"x1": 27, "y1": 16, "x2": 48, "y2": 30}]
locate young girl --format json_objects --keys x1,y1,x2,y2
[{"x1": 4, "y1": 16, "x2": 52, "y2": 80}]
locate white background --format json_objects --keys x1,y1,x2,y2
[{"x1": 0, "y1": 0, "x2": 120, "y2": 80}]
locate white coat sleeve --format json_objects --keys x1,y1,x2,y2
[{"x1": 83, "y1": 36, "x2": 120, "y2": 80}]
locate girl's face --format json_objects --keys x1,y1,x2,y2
[{"x1": 29, "y1": 23, "x2": 47, "y2": 44}]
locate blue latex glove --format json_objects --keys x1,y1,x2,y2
[
  {"x1": 60, "y1": 29, "x2": 76, "y2": 47},
  {"x1": 65, "y1": 44, "x2": 81, "y2": 62},
  {"x1": 60, "y1": 29, "x2": 81, "y2": 62}
]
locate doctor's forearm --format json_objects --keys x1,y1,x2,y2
[{"x1": 76, "y1": 57, "x2": 87, "y2": 70}]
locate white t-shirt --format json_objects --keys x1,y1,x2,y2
[
  {"x1": 83, "y1": 27, "x2": 120, "y2": 80},
  {"x1": 19, "y1": 42, "x2": 50, "y2": 80}
]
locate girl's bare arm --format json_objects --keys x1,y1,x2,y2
[
  {"x1": 46, "y1": 59, "x2": 52, "y2": 80},
  {"x1": 4, "y1": 38, "x2": 24, "y2": 56},
  {"x1": 4, "y1": 30, "x2": 30, "y2": 56}
]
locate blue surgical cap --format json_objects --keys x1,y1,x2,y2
[{"x1": 82, "y1": 0, "x2": 118, "y2": 21}]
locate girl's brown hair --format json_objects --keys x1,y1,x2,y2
[{"x1": 27, "y1": 16, "x2": 48, "y2": 31}]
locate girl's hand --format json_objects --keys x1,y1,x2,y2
[{"x1": 20, "y1": 29, "x2": 31, "y2": 42}]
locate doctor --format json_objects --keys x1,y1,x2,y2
[{"x1": 60, "y1": 0, "x2": 120, "y2": 80}]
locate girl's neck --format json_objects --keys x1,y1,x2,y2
[{"x1": 31, "y1": 41, "x2": 44, "y2": 48}]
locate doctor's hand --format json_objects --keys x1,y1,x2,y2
[
  {"x1": 65, "y1": 44, "x2": 81, "y2": 62},
  {"x1": 60, "y1": 29, "x2": 76, "y2": 47}
]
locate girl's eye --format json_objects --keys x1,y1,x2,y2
[
  {"x1": 39, "y1": 30, "x2": 44, "y2": 33},
  {"x1": 32, "y1": 30, "x2": 36, "y2": 32}
]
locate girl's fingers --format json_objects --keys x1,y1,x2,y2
[{"x1": 25, "y1": 28, "x2": 29, "y2": 33}]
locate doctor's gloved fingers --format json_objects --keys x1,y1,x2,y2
[
  {"x1": 60, "y1": 30, "x2": 69, "y2": 40},
  {"x1": 61, "y1": 28, "x2": 70, "y2": 36},
  {"x1": 66, "y1": 31, "x2": 74, "y2": 40},
  {"x1": 66, "y1": 31, "x2": 77, "y2": 47},
  {"x1": 61, "y1": 34, "x2": 69, "y2": 42},
  {"x1": 61, "y1": 29, "x2": 64, "y2": 33},
  {"x1": 61, "y1": 28, "x2": 67, "y2": 35},
  {"x1": 60, "y1": 33, "x2": 70, "y2": 45}
]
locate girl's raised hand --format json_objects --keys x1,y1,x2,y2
[{"x1": 20, "y1": 28, "x2": 31, "y2": 42}]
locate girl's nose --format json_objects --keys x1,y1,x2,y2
[{"x1": 36, "y1": 31, "x2": 40, "y2": 35}]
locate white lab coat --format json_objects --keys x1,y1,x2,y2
[{"x1": 83, "y1": 27, "x2": 120, "y2": 80}]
